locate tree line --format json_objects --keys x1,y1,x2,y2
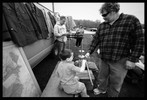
[
  {"x1": 74, "y1": 19, "x2": 101, "y2": 28},
  {"x1": 74, "y1": 19, "x2": 144, "y2": 29}
]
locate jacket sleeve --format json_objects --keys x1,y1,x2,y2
[
  {"x1": 54, "y1": 25, "x2": 62, "y2": 37},
  {"x1": 128, "y1": 17, "x2": 144, "y2": 62},
  {"x1": 88, "y1": 27, "x2": 100, "y2": 55}
]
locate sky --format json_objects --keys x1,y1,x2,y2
[{"x1": 40, "y1": 2, "x2": 144, "y2": 24}]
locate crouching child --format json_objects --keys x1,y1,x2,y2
[{"x1": 56, "y1": 49, "x2": 89, "y2": 97}]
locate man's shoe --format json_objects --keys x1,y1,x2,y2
[{"x1": 93, "y1": 88, "x2": 106, "y2": 95}]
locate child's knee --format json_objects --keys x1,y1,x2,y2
[{"x1": 79, "y1": 82, "x2": 86, "y2": 90}]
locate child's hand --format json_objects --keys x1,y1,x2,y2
[
  {"x1": 74, "y1": 61, "x2": 79, "y2": 66},
  {"x1": 74, "y1": 60, "x2": 82, "y2": 67}
]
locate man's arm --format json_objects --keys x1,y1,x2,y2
[
  {"x1": 89, "y1": 28, "x2": 100, "y2": 54},
  {"x1": 54, "y1": 25, "x2": 62, "y2": 38},
  {"x1": 126, "y1": 17, "x2": 144, "y2": 69},
  {"x1": 85, "y1": 27, "x2": 100, "y2": 58},
  {"x1": 128, "y1": 17, "x2": 144, "y2": 63}
]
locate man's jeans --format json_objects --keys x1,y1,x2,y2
[
  {"x1": 54, "y1": 40, "x2": 65, "y2": 56},
  {"x1": 97, "y1": 58, "x2": 128, "y2": 97}
]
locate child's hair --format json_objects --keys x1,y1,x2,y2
[
  {"x1": 60, "y1": 16, "x2": 66, "y2": 20},
  {"x1": 59, "y1": 49, "x2": 73, "y2": 60}
]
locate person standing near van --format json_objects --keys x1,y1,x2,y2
[{"x1": 54, "y1": 16, "x2": 68, "y2": 56}]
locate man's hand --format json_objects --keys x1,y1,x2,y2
[
  {"x1": 126, "y1": 60, "x2": 136, "y2": 69},
  {"x1": 85, "y1": 53, "x2": 90, "y2": 58}
]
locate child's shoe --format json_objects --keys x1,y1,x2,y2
[{"x1": 93, "y1": 88, "x2": 106, "y2": 95}]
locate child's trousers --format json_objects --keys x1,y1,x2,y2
[{"x1": 62, "y1": 82, "x2": 89, "y2": 97}]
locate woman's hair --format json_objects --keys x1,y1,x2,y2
[
  {"x1": 99, "y1": 2, "x2": 120, "y2": 14},
  {"x1": 59, "y1": 49, "x2": 72, "y2": 60}
]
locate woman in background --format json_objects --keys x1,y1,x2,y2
[{"x1": 75, "y1": 25, "x2": 84, "y2": 47}]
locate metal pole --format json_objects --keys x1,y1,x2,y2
[
  {"x1": 52, "y1": 2, "x2": 55, "y2": 14},
  {"x1": 86, "y1": 62, "x2": 94, "y2": 86},
  {"x1": 81, "y1": 39, "x2": 83, "y2": 55},
  {"x1": 69, "y1": 38, "x2": 70, "y2": 49}
]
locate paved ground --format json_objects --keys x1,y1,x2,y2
[{"x1": 33, "y1": 34, "x2": 144, "y2": 97}]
